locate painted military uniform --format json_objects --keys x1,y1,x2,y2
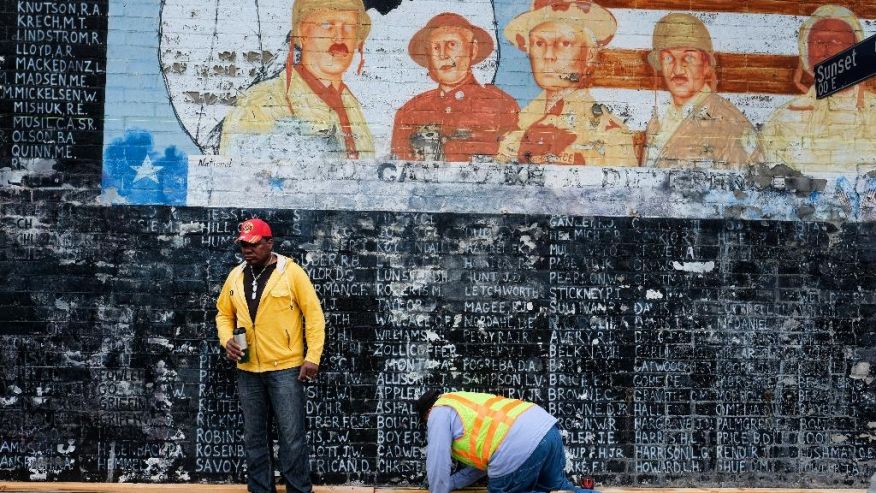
[
  {"x1": 219, "y1": 65, "x2": 374, "y2": 160},
  {"x1": 760, "y1": 6, "x2": 876, "y2": 172},
  {"x1": 761, "y1": 87, "x2": 876, "y2": 172},
  {"x1": 498, "y1": 88, "x2": 638, "y2": 166},
  {"x1": 391, "y1": 74, "x2": 520, "y2": 162},
  {"x1": 644, "y1": 88, "x2": 762, "y2": 169}
]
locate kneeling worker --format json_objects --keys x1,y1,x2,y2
[{"x1": 414, "y1": 389, "x2": 598, "y2": 493}]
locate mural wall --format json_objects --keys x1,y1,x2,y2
[
  {"x1": 98, "y1": 0, "x2": 876, "y2": 220},
  {"x1": 1, "y1": 0, "x2": 875, "y2": 488}
]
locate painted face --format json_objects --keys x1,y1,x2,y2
[
  {"x1": 807, "y1": 19, "x2": 857, "y2": 69},
  {"x1": 428, "y1": 26, "x2": 474, "y2": 87},
  {"x1": 660, "y1": 48, "x2": 711, "y2": 105},
  {"x1": 299, "y1": 9, "x2": 360, "y2": 78},
  {"x1": 239, "y1": 238, "x2": 273, "y2": 266},
  {"x1": 528, "y1": 21, "x2": 592, "y2": 91}
]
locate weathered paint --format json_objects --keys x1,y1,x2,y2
[
  {"x1": 1, "y1": 0, "x2": 875, "y2": 488},
  {"x1": 101, "y1": 0, "x2": 876, "y2": 216}
]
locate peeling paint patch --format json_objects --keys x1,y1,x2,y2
[
  {"x1": 32, "y1": 386, "x2": 48, "y2": 406},
  {"x1": 519, "y1": 234, "x2": 537, "y2": 253},
  {"x1": 831, "y1": 433, "x2": 849, "y2": 443},
  {"x1": 424, "y1": 330, "x2": 441, "y2": 343},
  {"x1": 645, "y1": 289, "x2": 663, "y2": 300},
  {"x1": 106, "y1": 441, "x2": 116, "y2": 482},
  {"x1": 57, "y1": 440, "x2": 76, "y2": 454},
  {"x1": 148, "y1": 337, "x2": 175, "y2": 351},
  {"x1": 672, "y1": 261, "x2": 715, "y2": 273},
  {"x1": 850, "y1": 362, "x2": 874, "y2": 385},
  {"x1": 0, "y1": 384, "x2": 22, "y2": 407}
]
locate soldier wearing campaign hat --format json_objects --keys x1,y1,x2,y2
[
  {"x1": 391, "y1": 13, "x2": 520, "y2": 162},
  {"x1": 497, "y1": 0, "x2": 637, "y2": 166}
]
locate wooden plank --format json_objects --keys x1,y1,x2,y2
[
  {"x1": 600, "y1": 489, "x2": 867, "y2": 493},
  {"x1": 381, "y1": 489, "x2": 867, "y2": 493},
  {"x1": 0, "y1": 485, "x2": 370, "y2": 493},
  {"x1": 0, "y1": 485, "x2": 245, "y2": 492},
  {"x1": 590, "y1": 49, "x2": 804, "y2": 95},
  {"x1": 0, "y1": 485, "x2": 866, "y2": 493},
  {"x1": 596, "y1": 0, "x2": 876, "y2": 19}
]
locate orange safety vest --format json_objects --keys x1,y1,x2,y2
[{"x1": 433, "y1": 392, "x2": 534, "y2": 470}]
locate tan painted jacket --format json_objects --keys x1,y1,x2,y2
[
  {"x1": 761, "y1": 87, "x2": 876, "y2": 172},
  {"x1": 216, "y1": 254, "x2": 325, "y2": 372},
  {"x1": 497, "y1": 88, "x2": 638, "y2": 167},
  {"x1": 644, "y1": 91, "x2": 762, "y2": 169},
  {"x1": 219, "y1": 66, "x2": 374, "y2": 160}
]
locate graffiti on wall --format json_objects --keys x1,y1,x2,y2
[{"x1": 101, "y1": 0, "x2": 876, "y2": 219}]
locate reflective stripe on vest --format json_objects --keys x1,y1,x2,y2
[{"x1": 433, "y1": 392, "x2": 534, "y2": 470}]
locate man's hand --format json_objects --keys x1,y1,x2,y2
[
  {"x1": 298, "y1": 362, "x2": 319, "y2": 382},
  {"x1": 225, "y1": 338, "x2": 244, "y2": 362}
]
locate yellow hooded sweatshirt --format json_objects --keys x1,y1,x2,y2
[{"x1": 216, "y1": 254, "x2": 325, "y2": 372}]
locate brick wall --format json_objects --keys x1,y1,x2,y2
[{"x1": 2, "y1": 204, "x2": 874, "y2": 486}]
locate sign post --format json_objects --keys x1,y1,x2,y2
[{"x1": 815, "y1": 33, "x2": 876, "y2": 99}]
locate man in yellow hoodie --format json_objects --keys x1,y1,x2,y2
[{"x1": 216, "y1": 218, "x2": 325, "y2": 493}]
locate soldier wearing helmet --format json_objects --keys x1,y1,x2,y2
[
  {"x1": 643, "y1": 13, "x2": 762, "y2": 169},
  {"x1": 219, "y1": 0, "x2": 374, "y2": 161},
  {"x1": 761, "y1": 5, "x2": 876, "y2": 172},
  {"x1": 497, "y1": 0, "x2": 638, "y2": 167}
]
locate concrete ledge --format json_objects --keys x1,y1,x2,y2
[{"x1": 0, "y1": 484, "x2": 866, "y2": 493}]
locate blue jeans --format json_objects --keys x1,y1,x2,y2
[
  {"x1": 238, "y1": 368, "x2": 311, "y2": 493},
  {"x1": 488, "y1": 425, "x2": 597, "y2": 493}
]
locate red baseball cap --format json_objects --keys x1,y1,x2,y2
[{"x1": 237, "y1": 218, "x2": 272, "y2": 243}]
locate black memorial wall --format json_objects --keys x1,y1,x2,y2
[
  {"x1": 0, "y1": 206, "x2": 874, "y2": 487},
  {"x1": 1, "y1": 0, "x2": 107, "y2": 179}
]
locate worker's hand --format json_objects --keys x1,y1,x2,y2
[
  {"x1": 298, "y1": 362, "x2": 319, "y2": 382},
  {"x1": 225, "y1": 338, "x2": 243, "y2": 362}
]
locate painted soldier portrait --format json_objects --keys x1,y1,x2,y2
[
  {"x1": 761, "y1": 5, "x2": 876, "y2": 172},
  {"x1": 391, "y1": 13, "x2": 520, "y2": 162},
  {"x1": 497, "y1": 0, "x2": 638, "y2": 167},
  {"x1": 219, "y1": 0, "x2": 375, "y2": 160},
  {"x1": 643, "y1": 13, "x2": 762, "y2": 169}
]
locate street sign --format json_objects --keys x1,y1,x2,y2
[{"x1": 815, "y1": 33, "x2": 876, "y2": 99}]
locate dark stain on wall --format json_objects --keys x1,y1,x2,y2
[{"x1": 364, "y1": 0, "x2": 405, "y2": 16}]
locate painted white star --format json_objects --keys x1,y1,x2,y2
[{"x1": 131, "y1": 156, "x2": 163, "y2": 183}]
